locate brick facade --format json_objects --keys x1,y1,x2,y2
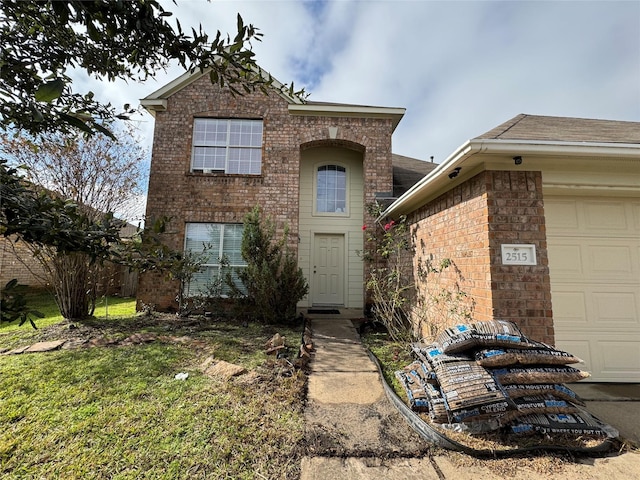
[
  {"x1": 138, "y1": 75, "x2": 394, "y2": 311},
  {"x1": 407, "y1": 170, "x2": 554, "y2": 344}
]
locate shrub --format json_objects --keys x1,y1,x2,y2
[
  {"x1": 230, "y1": 206, "x2": 308, "y2": 324},
  {"x1": 362, "y1": 202, "x2": 473, "y2": 343}
]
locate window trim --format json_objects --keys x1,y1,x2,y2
[
  {"x1": 313, "y1": 163, "x2": 349, "y2": 217},
  {"x1": 191, "y1": 118, "x2": 263, "y2": 175}
]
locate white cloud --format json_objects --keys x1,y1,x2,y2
[{"x1": 70, "y1": 0, "x2": 640, "y2": 167}]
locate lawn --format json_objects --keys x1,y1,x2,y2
[
  {"x1": 1, "y1": 288, "x2": 137, "y2": 331},
  {"x1": 0, "y1": 295, "x2": 307, "y2": 479}
]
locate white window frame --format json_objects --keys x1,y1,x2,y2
[
  {"x1": 191, "y1": 118, "x2": 263, "y2": 175},
  {"x1": 184, "y1": 223, "x2": 246, "y2": 297},
  {"x1": 314, "y1": 164, "x2": 348, "y2": 216}
]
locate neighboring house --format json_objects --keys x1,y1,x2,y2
[
  {"x1": 0, "y1": 223, "x2": 139, "y2": 297},
  {"x1": 384, "y1": 114, "x2": 640, "y2": 382},
  {"x1": 137, "y1": 69, "x2": 435, "y2": 312},
  {"x1": 0, "y1": 236, "x2": 43, "y2": 287}
]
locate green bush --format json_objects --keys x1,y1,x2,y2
[{"x1": 231, "y1": 206, "x2": 308, "y2": 324}]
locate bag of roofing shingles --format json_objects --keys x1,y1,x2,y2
[
  {"x1": 509, "y1": 408, "x2": 619, "y2": 438},
  {"x1": 498, "y1": 394, "x2": 579, "y2": 423},
  {"x1": 501, "y1": 383, "x2": 585, "y2": 406},
  {"x1": 492, "y1": 365, "x2": 590, "y2": 385},
  {"x1": 475, "y1": 343, "x2": 583, "y2": 368},
  {"x1": 435, "y1": 320, "x2": 537, "y2": 354},
  {"x1": 425, "y1": 382, "x2": 449, "y2": 424},
  {"x1": 395, "y1": 370, "x2": 430, "y2": 411},
  {"x1": 424, "y1": 345, "x2": 514, "y2": 426}
]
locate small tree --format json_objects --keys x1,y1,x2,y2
[
  {"x1": 1, "y1": 159, "x2": 125, "y2": 324},
  {"x1": 232, "y1": 206, "x2": 308, "y2": 324},
  {"x1": 1, "y1": 127, "x2": 145, "y2": 320},
  {"x1": 362, "y1": 203, "x2": 415, "y2": 342}
]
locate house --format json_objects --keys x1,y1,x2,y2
[
  {"x1": 137, "y1": 69, "x2": 435, "y2": 312},
  {"x1": 383, "y1": 114, "x2": 640, "y2": 382},
  {"x1": 0, "y1": 223, "x2": 139, "y2": 297}
]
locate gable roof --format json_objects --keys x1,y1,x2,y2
[
  {"x1": 477, "y1": 114, "x2": 640, "y2": 144},
  {"x1": 140, "y1": 67, "x2": 304, "y2": 115},
  {"x1": 140, "y1": 68, "x2": 405, "y2": 130},
  {"x1": 383, "y1": 114, "x2": 640, "y2": 218}
]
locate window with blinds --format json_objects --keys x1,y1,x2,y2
[
  {"x1": 184, "y1": 223, "x2": 246, "y2": 296},
  {"x1": 191, "y1": 119, "x2": 263, "y2": 174}
]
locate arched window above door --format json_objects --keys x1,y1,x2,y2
[{"x1": 316, "y1": 164, "x2": 347, "y2": 214}]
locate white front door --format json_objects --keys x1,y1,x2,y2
[{"x1": 312, "y1": 234, "x2": 344, "y2": 306}]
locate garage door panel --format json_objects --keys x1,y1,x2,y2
[
  {"x1": 597, "y1": 337, "x2": 640, "y2": 380},
  {"x1": 546, "y1": 199, "x2": 579, "y2": 230},
  {"x1": 588, "y1": 243, "x2": 636, "y2": 277},
  {"x1": 556, "y1": 336, "x2": 640, "y2": 382},
  {"x1": 549, "y1": 240, "x2": 637, "y2": 282},
  {"x1": 551, "y1": 290, "x2": 587, "y2": 323},
  {"x1": 547, "y1": 195, "x2": 640, "y2": 382},
  {"x1": 554, "y1": 284, "x2": 639, "y2": 328},
  {"x1": 547, "y1": 244, "x2": 583, "y2": 276},
  {"x1": 593, "y1": 291, "x2": 639, "y2": 324},
  {"x1": 583, "y1": 201, "x2": 629, "y2": 231}
]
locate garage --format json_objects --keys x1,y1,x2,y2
[{"x1": 545, "y1": 195, "x2": 640, "y2": 382}]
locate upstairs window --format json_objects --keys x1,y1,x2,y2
[
  {"x1": 316, "y1": 165, "x2": 347, "y2": 214},
  {"x1": 191, "y1": 119, "x2": 263, "y2": 175}
]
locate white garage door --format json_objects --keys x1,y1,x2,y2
[{"x1": 546, "y1": 196, "x2": 640, "y2": 382}]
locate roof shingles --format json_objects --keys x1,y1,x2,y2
[{"x1": 476, "y1": 114, "x2": 640, "y2": 144}]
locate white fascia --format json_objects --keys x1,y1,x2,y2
[{"x1": 382, "y1": 138, "x2": 640, "y2": 219}]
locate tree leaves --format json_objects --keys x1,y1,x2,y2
[
  {"x1": 0, "y1": 1, "x2": 270, "y2": 136},
  {"x1": 34, "y1": 79, "x2": 64, "y2": 103}
]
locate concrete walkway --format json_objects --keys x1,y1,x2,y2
[{"x1": 300, "y1": 316, "x2": 640, "y2": 480}]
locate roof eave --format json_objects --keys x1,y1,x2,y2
[
  {"x1": 288, "y1": 104, "x2": 406, "y2": 132},
  {"x1": 382, "y1": 138, "x2": 640, "y2": 219},
  {"x1": 140, "y1": 65, "x2": 304, "y2": 114}
]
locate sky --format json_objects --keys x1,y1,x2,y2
[{"x1": 75, "y1": 0, "x2": 640, "y2": 217}]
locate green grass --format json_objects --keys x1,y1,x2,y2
[
  {"x1": 0, "y1": 294, "x2": 306, "y2": 479},
  {"x1": 362, "y1": 331, "x2": 413, "y2": 397},
  {"x1": 1, "y1": 289, "x2": 136, "y2": 332}
]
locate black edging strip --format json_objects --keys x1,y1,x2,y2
[{"x1": 366, "y1": 350, "x2": 617, "y2": 458}]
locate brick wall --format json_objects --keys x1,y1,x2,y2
[
  {"x1": 138, "y1": 75, "x2": 394, "y2": 310},
  {"x1": 407, "y1": 170, "x2": 553, "y2": 344},
  {"x1": 0, "y1": 236, "x2": 46, "y2": 287},
  {"x1": 1, "y1": 236, "x2": 136, "y2": 297}
]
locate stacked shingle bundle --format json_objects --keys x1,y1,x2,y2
[{"x1": 395, "y1": 320, "x2": 614, "y2": 437}]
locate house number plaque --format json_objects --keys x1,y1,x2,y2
[{"x1": 501, "y1": 244, "x2": 537, "y2": 266}]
